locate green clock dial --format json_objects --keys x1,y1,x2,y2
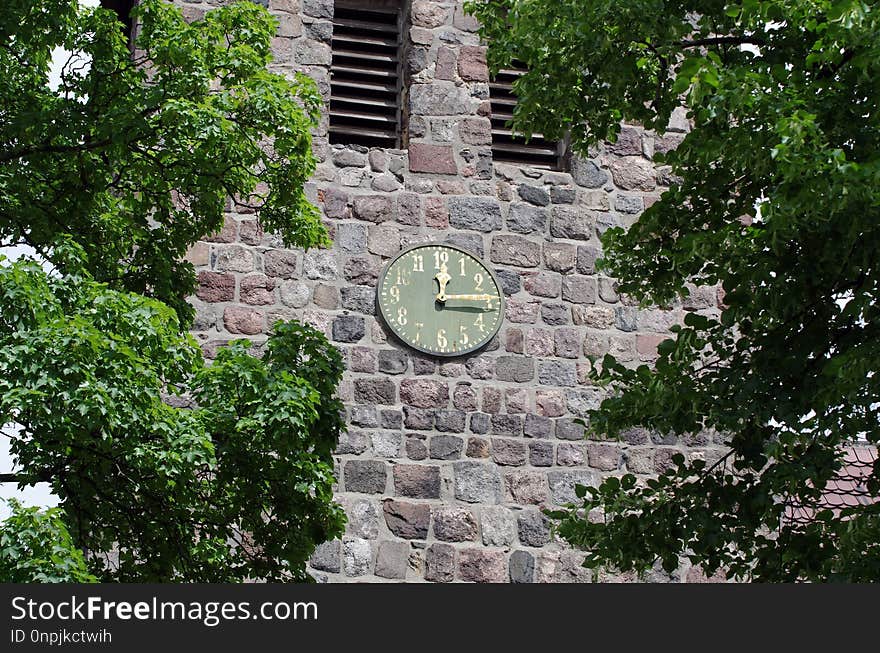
[{"x1": 377, "y1": 243, "x2": 505, "y2": 357}]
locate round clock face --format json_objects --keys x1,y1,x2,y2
[{"x1": 377, "y1": 243, "x2": 504, "y2": 357}]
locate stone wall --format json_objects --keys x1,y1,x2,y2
[{"x1": 178, "y1": 0, "x2": 727, "y2": 582}]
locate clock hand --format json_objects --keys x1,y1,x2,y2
[
  {"x1": 434, "y1": 262, "x2": 452, "y2": 302},
  {"x1": 441, "y1": 294, "x2": 498, "y2": 301}
]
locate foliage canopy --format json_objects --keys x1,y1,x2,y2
[
  {"x1": 1, "y1": 0, "x2": 326, "y2": 324},
  {"x1": 0, "y1": 0, "x2": 344, "y2": 581},
  {"x1": 469, "y1": 0, "x2": 880, "y2": 581}
]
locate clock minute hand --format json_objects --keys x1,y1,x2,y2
[{"x1": 442, "y1": 293, "x2": 498, "y2": 301}]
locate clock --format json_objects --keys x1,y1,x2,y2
[{"x1": 377, "y1": 243, "x2": 505, "y2": 357}]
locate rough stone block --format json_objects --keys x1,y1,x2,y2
[
  {"x1": 353, "y1": 377, "x2": 396, "y2": 405},
  {"x1": 224, "y1": 306, "x2": 263, "y2": 335},
  {"x1": 524, "y1": 414, "x2": 553, "y2": 438},
  {"x1": 562, "y1": 276, "x2": 598, "y2": 304},
  {"x1": 609, "y1": 156, "x2": 656, "y2": 191},
  {"x1": 510, "y1": 550, "x2": 535, "y2": 583},
  {"x1": 537, "y1": 360, "x2": 577, "y2": 387},
  {"x1": 490, "y1": 235, "x2": 541, "y2": 267},
  {"x1": 303, "y1": 250, "x2": 337, "y2": 280},
  {"x1": 518, "y1": 510, "x2": 551, "y2": 547},
  {"x1": 587, "y1": 443, "x2": 622, "y2": 471},
  {"x1": 554, "y1": 327, "x2": 581, "y2": 358},
  {"x1": 197, "y1": 272, "x2": 235, "y2": 303},
  {"x1": 543, "y1": 242, "x2": 576, "y2": 273},
  {"x1": 504, "y1": 471, "x2": 548, "y2": 505},
  {"x1": 490, "y1": 414, "x2": 523, "y2": 437},
  {"x1": 371, "y1": 431, "x2": 403, "y2": 458},
  {"x1": 506, "y1": 202, "x2": 548, "y2": 234},
  {"x1": 457, "y1": 46, "x2": 489, "y2": 82},
  {"x1": 309, "y1": 539, "x2": 340, "y2": 573},
  {"x1": 491, "y1": 438, "x2": 527, "y2": 466},
  {"x1": 495, "y1": 356, "x2": 535, "y2": 382},
  {"x1": 399, "y1": 378, "x2": 449, "y2": 408},
  {"x1": 550, "y1": 206, "x2": 594, "y2": 240},
  {"x1": 571, "y1": 157, "x2": 608, "y2": 188},
  {"x1": 523, "y1": 271, "x2": 561, "y2": 298},
  {"x1": 332, "y1": 315, "x2": 365, "y2": 343},
  {"x1": 346, "y1": 498, "x2": 380, "y2": 539},
  {"x1": 425, "y1": 543, "x2": 455, "y2": 583},
  {"x1": 342, "y1": 538, "x2": 372, "y2": 576},
  {"x1": 454, "y1": 461, "x2": 503, "y2": 503},
  {"x1": 448, "y1": 196, "x2": 502, "y2": 232},
  {"x1": 393, "y1": 464, "x2": 441, "y2": 499},
  {"x1": 340, "y1": 286, "x2": 375, "y2": 314},
  {"x1": 383, "y1": 500, "x2": 431, "y2": 540},
  {"x1": 466, "y1": 436, "x2": 490, "y2": 458},
  {"x1": 547, "y1": 470, "x2": 596, "y2": 505},
  {"x1": 529, "y1": 440, "x2": 554, "y2": 467},
  {"x1": 429, "y1": 434, "x2": 463, "y2": 460},
  {"x1": 343, "y1": 256, "x2": 380, "y2": 285},
  {"x1": 459, "y1": 548, "x2": 506, "y2": 582},
  {"x1": 344, "y1": 460, "x2": 387, "y2": 494},
  {"x1": 532, "y1": 389, "x2": 564, "y2": 417},
  {"x1": 375, "y1": 540, "x2": 410, "y2": 580},
  {"x1": 557, "y1": 443, "x2": 586, "y2": 466},
  {"x1": 404, "y1": 406, "x2": 435, "y2": 430},
  {"x1": 555, "y1": 418, "x2": 586, "y2": 441},
  {"x1": 378, "y1": 349, "x2": 408, "y2": 374},
  {"x1": 410, "y1": 82, "x2": 473, "y2": 116},
  {"x1": 353, "y1": 195, "x2": 394, "y2": 223},
  {"x1": 409, "y1": 143, "x2": 457, "y2": 174},
  {"x1": 312, "y1": 283, "x2": 338, "y2": 309},
  {"x1": 433, "y1": 507, "x2": 478, "y2": 542},
  {"x1": 433, "y1": 409, "x2": 466, "y2": 433}
]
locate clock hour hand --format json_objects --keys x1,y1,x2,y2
[{"x1": 434, "y1": 263, "x2": 452, "y2": 302}]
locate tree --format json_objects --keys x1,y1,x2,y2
[
  {"x1": 0, "y1": 0, "x2": 345, "y2": 581},
  {"x1": 468, "y1": 0, "x2": 880, "y2": 581},
  {"x1": 1, "y1": 0, "x2": 326, "y2": 323},
  {"x1": 1, "y1": 499, "x2": 98, "y2": 583}
]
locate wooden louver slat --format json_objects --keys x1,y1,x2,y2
[
  {"x1": 489, "y1": 65, "x2": 567, "y2": 170},
  {"x1": 329, "y1": 5, "x2": 401, "y2": 149}
]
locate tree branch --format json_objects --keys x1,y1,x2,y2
[
  {"x1": 0, "y1": 138, "x2": 114, "y2": 164},
  {"x1": 678, "y1": 36, "x2": 766, "y2": 49}
]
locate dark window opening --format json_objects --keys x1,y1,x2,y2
[
  {"x1": 329, "y1": 2, "x2": 404, "y2": 149},
  {"x1": 100, "y1": 0, "x2": 137, "y2": 45},
  {"x1": 489, "y1": 64, "x2": 568, "y2": 171}
]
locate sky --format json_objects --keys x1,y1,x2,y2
[{"x1": 0, "y1": 0, "x2": 101, "y2": 519}]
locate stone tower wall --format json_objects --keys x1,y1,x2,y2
[{"x1": 178, "y1": 0, "x2": 726, "y2": 582}]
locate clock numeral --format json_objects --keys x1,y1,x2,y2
[
  {"x1": 437, "y1": 329, "x2": 447, "y2": 349},
  {"x1": 458, "y1": 256, "x2": 466, "y2": 276},
  {"x1": 395, "y1": 268, "x2": 410, "y2": 286},
  {"x1": 474, "y1": 313, "x2": 485, "y2": 333},
  {"x1": 474, "y1": 272, "x2": 484, "y2": 291},
  {"x1": 414, "y1": 322, "x2": 423, "y2": 344},
  {"x1": 389, "y1": 285, "x2": 400, "y2": 303},
  {"x1": 433, "y1": 250, "x2": 449, "y2": 269},
  {"x1": 459, "y1": 325, "x2": 469, "y2": 346},
  {"x1": 397, "y1": 306, "x2": 408, "y2": 326},
  {"x1": 412, "y1": 254, "x2": 424, "y2": 272}
]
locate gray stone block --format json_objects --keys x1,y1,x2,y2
[
  {"x1": 375, "y1": 541, "x2": 410, "y2": 579},
  {"x1": 509, "y1": 550, "x2": 535, "y2": 583},
  {"x1": 453, "y1": 461, "x2": 503, "y2": 504},
  {"x1": 344, "y1": 460, "x2": 387, "y2": 494},
  {"x1": 448, "y1": 196, "x2": 503, "y2": 232}
]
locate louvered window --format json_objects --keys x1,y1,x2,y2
[
  {"x1": 489, "y1": 65, "x2": 568, "y2": 171},
  {"x1": 329, "y1": 1, "x2": 403, "y2": 148}
]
